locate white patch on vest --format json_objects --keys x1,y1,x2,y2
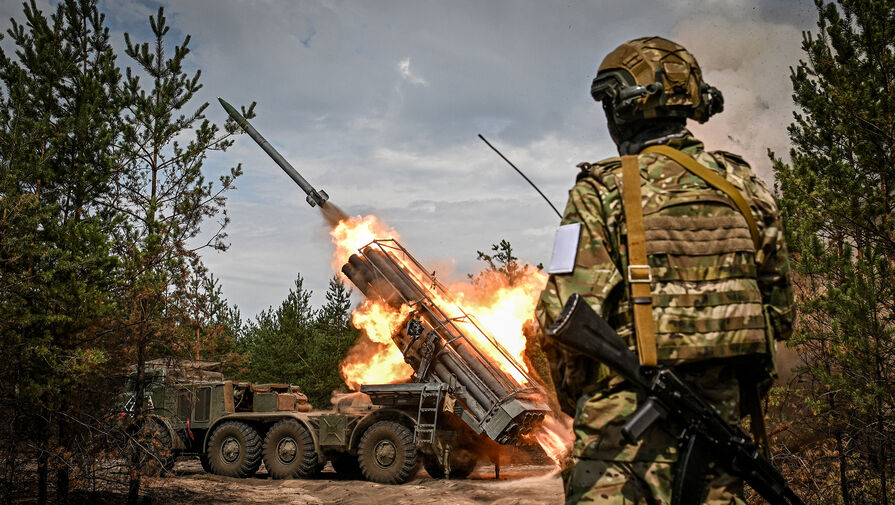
[{"x1": 546, "y1": 223, "x2": 581, "y2": 274}]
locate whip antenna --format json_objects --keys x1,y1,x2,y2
[{"x1": 478, "y1": 134, "x2": 562, "y2": 219}]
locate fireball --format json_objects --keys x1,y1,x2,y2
[{"x1": 328, "y1": 212, "x2": 570, "y2": 466}]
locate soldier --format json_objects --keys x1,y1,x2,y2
[{"x1": 536, "y1": 37, "x2": 794, "y2": 504}]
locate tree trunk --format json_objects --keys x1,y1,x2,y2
[
  {"x1": 880, "y1": 440, "x2": 889, "y2": 505},
  {"x1": 127, "y1": 331, "x2": 147, "y2": 505},
  {"x1": 55, "y1": 414, "x2": 68, "y2": 505},
  {"x1": 837, "y1": 430, "x2": 851, "y2": 505}
]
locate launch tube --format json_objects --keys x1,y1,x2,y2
[{"x1": 340, "y1": 239, "x2": 552, "y2": 443}]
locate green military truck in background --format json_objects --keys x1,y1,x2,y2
[{"x1": 124, "y1": 359, "x2": 507, "y2": 484}]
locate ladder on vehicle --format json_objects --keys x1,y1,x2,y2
[{"x1": 415, "y1": 383, "x2": 446, "y2": 444}]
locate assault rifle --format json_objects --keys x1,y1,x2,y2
[{"x1": 546, "y1": 293, "x2": 804, "y2": 505}]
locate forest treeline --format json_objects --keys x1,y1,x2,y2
[
  {"x1": 1, "y1": 0, "x2": 894, "y2": 504},
  {"x1": 0, "y1": 1, "x2": 362, "y2": 503}
]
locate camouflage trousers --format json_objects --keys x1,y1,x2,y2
[{"x1": 564, "y1": 362, "x2": 747, "y2": 505}]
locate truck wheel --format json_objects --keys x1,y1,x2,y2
[
  {"x1": 330, "y1": 452, "x2": 362, "y2": 479},
  {"x1": 422, "y1": 449, "x2": 477, "y2": 479},
  {"x1": 206, "y1": 421, "x2": 262, "y2": 478},
  {"x1": 357, "y1": 421, "x2": 418, "y2": 484},
  {"x1": 133, "y1": 418, "x2": 176, "y2": 476},
  {"x1": 199, "y1": 454, "x2": 211, "y2": 473},
  {"x1": 262, "y1": 419, "x2": 319, "y2": 479}
]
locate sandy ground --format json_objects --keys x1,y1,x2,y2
[{"x1": 142, "y1": 459, "x2": 565, "y2": 505}]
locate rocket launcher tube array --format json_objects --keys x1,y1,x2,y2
[{"x1": 342, "y1": 239, "x2": 550, "y2": 444}]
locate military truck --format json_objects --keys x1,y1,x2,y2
[{"x1": 125, "y1": 360, "x2": 507, "y2": 484}]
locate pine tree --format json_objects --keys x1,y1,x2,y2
[
  {"x1": 109, "y1": 7, "x2": 249, "y2": 503},
  {"x1": 773, "y1": 0, "x2": 895, "y2": 502},
  {"x1": 0, "y1": 1, "x2": 122, "y2": 502},
  {"x1": 473, "y1": 239, "x2": 522, "y2": 284},
  {"x1": 180, "y1": 258, "x2": 245, "y2": 375},
  {"x1": 239, "y1": 275, "x2": 359, "y2": 408},
  {"x1": 312, "y1": 277, "x2": 361, "y2": 403}
]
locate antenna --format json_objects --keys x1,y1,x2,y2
[{"x1": 478, "y1": 134, "x2": 562, "y2": 219}]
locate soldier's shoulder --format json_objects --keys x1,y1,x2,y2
[
  {"x1": 575, "y1": 156, "x2": 622, "y2": 181},
  {"x1": 711, "y1": 149, "x2": 777, "y2": 205},
  {"x1": 711, "y1": 150, "x2": 752, "y2": 169}
]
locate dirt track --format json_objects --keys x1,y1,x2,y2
[{"x1": 143, "y1": 460, "x2": 564, "y2": 505}]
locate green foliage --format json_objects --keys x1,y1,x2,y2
[
  {"x1": 472, "y1": 238, "x2": 543, "y2": 285},
  {"x1": 180, "y1": 258, "x2": 245, "y2": 376},
  {"x1": 239, "y1": 276, "x2": 360, "y2": 408},
  {"x1": 111, "y1": 8, "x2": 250, "y2": 502},
  {"x1": 772, "y1": 0, "x2": 895, "y2": 502},
  {"x1": 0, "y1": 2, "x2": 250, "y2": 502},
  {"x1": 0, "y1": 1, "x2": 125, "y2": 501}
]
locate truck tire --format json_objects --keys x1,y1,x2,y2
[
  {"x1": 199, "y1": 454, "x2": 211, "y2": 473},
  {"x1": 357, "y1": 421, "x2": 419, "y2": 484},
  {"x1": 133, "y1": 418, "x2": 175, "y2": 476},
  {"x1": 330, "y1": 452, "x2": 362, "y2": 479},
  {"x1": 262, "y1": 419, "x2": 319, "y2": 479},
  {"x1": 422, "y1": 449, "x2": 477, "y2": 479},
  {"x1": 206, "y1": 421, "x2": 262, "y2": 478}
]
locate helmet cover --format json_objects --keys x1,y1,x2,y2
[{"x1": 592, "y1": 36, "x2": 723, "y2": 124}]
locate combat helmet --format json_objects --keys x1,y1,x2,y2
[{"x1": 591, "y1": 36, "x2": 723, "y2": 125}]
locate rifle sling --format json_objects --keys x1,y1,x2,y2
[{"x1": 621, "y1": 155, "x2": 658, "y2": 367}]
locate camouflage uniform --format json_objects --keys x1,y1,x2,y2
[{"x1": 536, "y1": 133, "x2": 794, "y2": 504}]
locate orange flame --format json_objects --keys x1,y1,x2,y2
[
  {"x1": 329, "y1": 213, "x2": 572, "y2": 464},
  {"x1": 530, "y1": 414, "x2": 574, "y2": 467},
  {"x1": 446, "y1": 269, "x2": 547, "y2": 385},
  {"x1": 330, "y1": 214, "x2": 399, "y2": 272},
  {"x1": 339, "y1": 300, "x2": 413, "y2": 389},
  {"x1": 332, "y1": 215, "x2": 412, "y2": 387}
]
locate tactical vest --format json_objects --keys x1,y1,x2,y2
[{"x1": 619, "y1": 146, "x2": 768, "y2": 365}]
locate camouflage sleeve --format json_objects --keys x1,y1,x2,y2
[
  {"x1": 744, "y1": 171, "x2": 795, "y2": 341},
  {"x1": 536, "y1": 173, "x2": 625, "y2": 415}
]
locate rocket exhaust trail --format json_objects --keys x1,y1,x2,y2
[{"x1": 319, "y1": 201, "x2": 348, "y2": 228}]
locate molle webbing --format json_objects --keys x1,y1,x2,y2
[
  {"x1": 641, "y1": 145, "x2": 762, "y2": 257},
  {"x1": 645, "y1": 215, "x2": 755, "y2": 256},
  {"x1": 651, "y1": 288, "x2": 762, "y2": 308}
]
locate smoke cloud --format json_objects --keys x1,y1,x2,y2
[{"x1": 673, "y1": 16, "x2": 806, "y2": 185}]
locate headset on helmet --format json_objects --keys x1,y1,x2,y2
[{"x1": 591, "y1": 36, "x2": 723, "y2": 125}]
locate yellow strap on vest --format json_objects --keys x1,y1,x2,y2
[
  {"x1": 641, "y1": 145, "x2": 763, "y2": 261},
  {"x1": 621, "y1": 155, "x2": 658, "y2": 367}
]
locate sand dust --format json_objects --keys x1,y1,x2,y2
[{"x1": 142, "y1": 459, "x2": 564, "y2": 505}]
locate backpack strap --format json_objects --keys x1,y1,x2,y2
[
  {"x1": 621, "y1": 155, "x2": 658, "y2": 367},
  {"x1": 641, "y1": 145, "x2": 763, "y2": 263}
]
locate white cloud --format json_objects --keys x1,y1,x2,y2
[
  {"x1": 673, "y1": 15, "x2": 805, "y2": 182},
  {"x1": 397, "y1": 57, "x2": 429, "y2": 87}
]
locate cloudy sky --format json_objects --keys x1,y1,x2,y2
[{"x1": 3, "y1": 0, "x2": 818, "y2": 318}]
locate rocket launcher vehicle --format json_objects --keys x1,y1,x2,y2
[
  {"x1": 342, "y1": 239, "x2": 551, "y2": 444},
  {"x1": 217, "y1": 97, "x2": 550, "y2": 445}
]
